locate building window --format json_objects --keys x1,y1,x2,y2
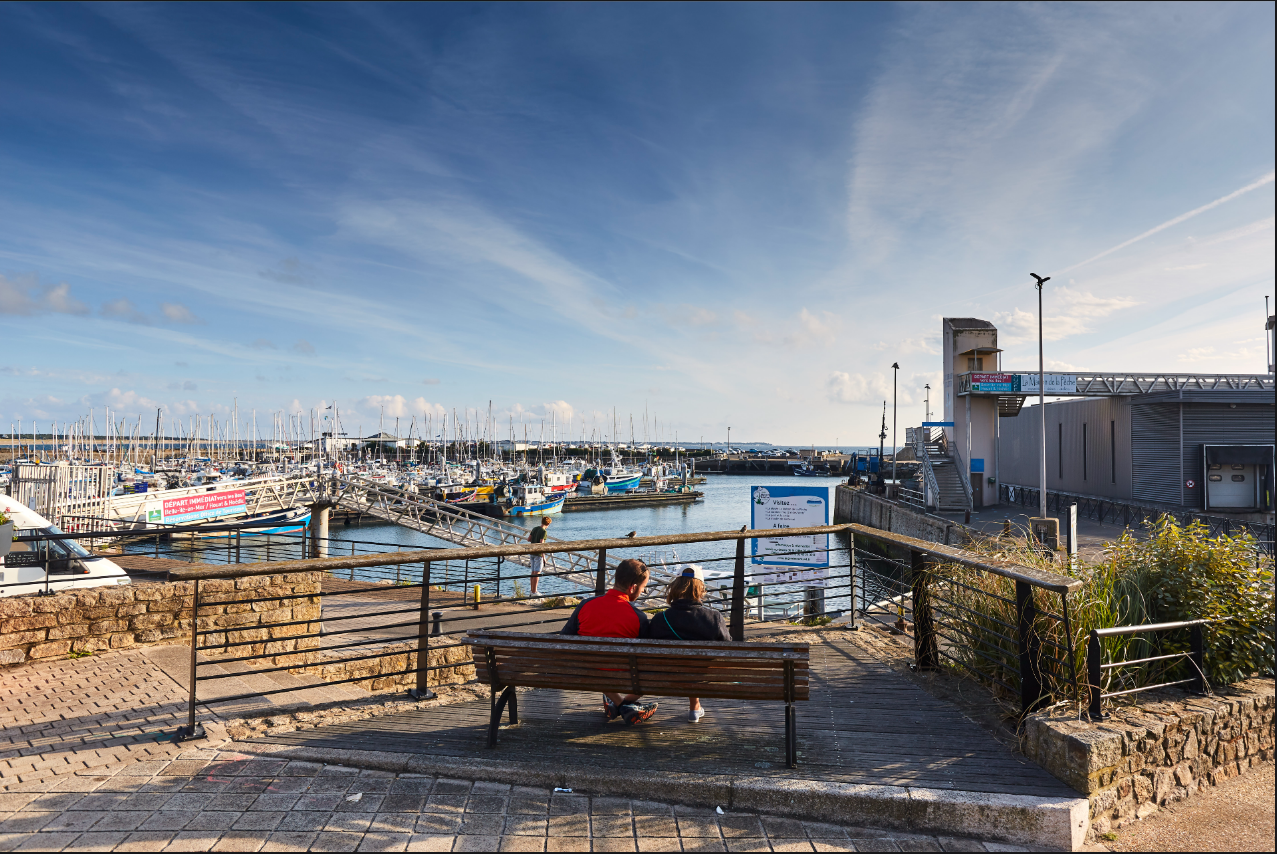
[
  {"x1": 967, "y1": 357, "x2": 984, "y2": 371},
  {"x1": 1110, "y1": 420, "x2": 1116, "y2": 483},
  {"x1": 1082, "y1": 423, "x2": 1088, "y2": 481},
  {"x1": 1058, "y1": 423, "x2": 1063, "y2": 481}
]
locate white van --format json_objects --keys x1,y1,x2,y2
[{"x1": 0, "y1": 495, "x2": 131, "y2": 597}]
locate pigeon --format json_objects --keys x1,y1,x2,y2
[
  {"x1": 626, "y1": 531, "x2": 637, "y2": 538},
  {"x1": 1030, "y1": 273, "x2": 1051, "y2": 286}
]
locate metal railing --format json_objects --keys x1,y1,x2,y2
[
  {"x1": 1087, "y1": 619, "x2": 1209, "y2": 720},
  {"x1": 164, "y1": 524, "x2": 861, "y2": 740},
  {"x1": 852, "y1": 526, "x2": 1082, "y2": 718},
  {"x1": 1000, "y1": 483, "x2": 1275, "y2": 556}
]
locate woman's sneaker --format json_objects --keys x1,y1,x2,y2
[
  {"x1": 689, "y1": 708, "x2": 705, "y2": 723},
  {"x1": 620, "y1": 701, "x2": 658, "y2": 725},
  {"x1": 603, "y1": 696, "x2": 620, "y2": 721}
]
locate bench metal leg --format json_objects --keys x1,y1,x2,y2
[
  {"x1": 488, "y1": 686, "x2": 516, "y2": 748},
  {"x1": 785, "y1": 703, "x2": 797, "y2": 768}
]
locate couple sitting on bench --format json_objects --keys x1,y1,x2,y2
[{"x1": 560, "y1": 558, "x2": 729, "y2": 725}]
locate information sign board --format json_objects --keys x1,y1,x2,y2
[
  {"x1": 1014, "y1": 373, "x2": 1077, "y2": 394},
  {"x1": 968, "y1": 372, "x2": 1015, "y2": 393},
  {"x1": 163, "y1": 489, "x2": 248, "y2": 524},
  {"x1": 750, "y1": 485, "x2": 829, "y2": 584}
]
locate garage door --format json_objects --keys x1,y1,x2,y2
[{"x1": 1206, "y1": 464, "x2": 1256, "y2": 509}]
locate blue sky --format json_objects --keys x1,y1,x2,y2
[{"x1": 1, "y1": 2, "x2": 1273, "y2": 446}]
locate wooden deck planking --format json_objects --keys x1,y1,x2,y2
[{"x1": 247, "y1": 634, "x2": 1073, "y2": 797}]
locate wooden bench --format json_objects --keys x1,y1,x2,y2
[{"x1": 462, "y1": 630, "x2": 811, "y2": 767}]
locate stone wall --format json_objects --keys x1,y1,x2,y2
[
  {"x1": 1024, "y1": 679, "x2": 1275, "y2": 837},
  {"x1": 835, "y1": 486, "x2": 972, "y2": 546},
  {"x1": 295, "y1": 636, "x2": 476, "y2": 692},
  {"x1": 0, "y1": 572, "x2": 324, "y2": 667}
]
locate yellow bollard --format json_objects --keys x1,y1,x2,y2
[{"x1": 473, "y1": 584, "x2": 481, "y2": 610}]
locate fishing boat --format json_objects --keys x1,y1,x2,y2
[{"x1": 502, "y1": 484, "x2": 566, "y2": 517}]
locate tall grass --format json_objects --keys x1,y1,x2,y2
[{"x1": 929, "y1": 515, "x2": 1274, "y2": 716}]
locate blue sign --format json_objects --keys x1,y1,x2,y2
[
  {"x1": 970, "y1": 458, "x2": 984, "y2": 473},
  {"x1": 749, "y1": 485, "x2": 830, "y2": 569}
]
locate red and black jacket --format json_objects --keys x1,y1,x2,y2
[{"x1": 560, "y1": 589, "x2": 650, "y2": 638}]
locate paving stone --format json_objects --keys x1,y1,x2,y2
[
  {"x1": 630, "y1": 801, "x2": 675, "y2": 817},
  {"x1": 677, "y1": 817, "x2": 722, "y2": 838},
  {"x1": 719, "y1": 815, "x2": 764, "y2": 838},
  {"x1": 368, "y1": 814, "x2": 417, "y2": 834},
  {"x1": 116, "y1": 831, "x2": 178, "y2": 851},
  {"x1": 139, "y1": 810, "x2": 196, "y2": 831},
  {"x1": 590, "y1": 797, "x2": 632, "y2": 815},
  {"x1": 232, "y1": 811, "x2": 285, "y2": 831},
  {"x1": 310, "y1": 778, "x2": 357, "y2": 794},
  {"x1": 809, "y1": 840, "x2": 856, "y2": 852},
  {"x1": 761, "y1": 818, "x2": 806, "y2": 839},
  {"x1": 432, "y1": 780, "x2": 472, "y2": 795},
  {"x1": 471, "y1": 783, "x2": 509, "y2": 795},
  {"x1": 403, "y1": 835, "x2": 455, "y2": 853},
  {"x1": 160, "y1": 761, "x2": 211, "y2": 777},
  {"x1": 356, "y1": 832, "x2": 411, "y2": 852},
  {"x1": 458, "y1": 814, "x2": 503, "y2": 836},
  {"x1": 211, "y1": 830, "x2": 268, "y2": 851},
  {"x1": 337, "y1": 794, "x2": 384, "y2": 813},
  {"x1": 849, "y1": 841, "x2": 902, "y2": 853},
  {"x1": 210, "y1": 794, "x2": 261, "y2": 812},
  {"x1": 592, "y1": 815, "x2": 635, "y2": 837},
  {"x1": 498, "y1": 836, "x2": 546, "y2": 852},
  {"x1": 725, "y1": 840, "x2": 771, "y2": 853},
  {"x1": 277, "y1": 812, "x2": 333, "y2": 833},
  {"x1": 262, "y1": 777, "x2": 309, "y2": 794},
  {"x1": 425, "y1": 795, "x2": 467, "y2": 813},
  {"x1": 547, "y1": 838, "x2": 593, "y2": 852},
  {"x1": 62, "y1": 830, "x2": 130, "y2": 852},
  {"x1": 465, "y1": 795, "x2": 507, "y2": 814},
  {"x1": 895, "y1": 840, "x2": 942, "y2": 852},
  {"x1": 635, "y1": 839, "x2": 681, "y2": 853},
  {"x1": 310, "y1": 831, "x2": 364, "y2": 852},
  {"x1": 39, "y1": 808, "x2": 102, "y2": 832},
  {"x1": 87, "y1": 811, "x2": 151, "y2": 832},
  {"x1": 297, "y1": 794, "x2": 345, "y2": 812},
  {"x1": 325, "y1": 814, "x2": 375, "y2": 833},
  {"x1": 251, "y1": 794, "x2": 300, "y2": 812},
  {"x1": 381, "y1": 795, "x2": 426, "y2": 814},
  {"x1": 388, "y1": 781, "x2": 434, "y2": 795},
  {"x1": 185, "y1": 811, "x2": 244, "y2": 831},
  {"x1": 163, "y1": 793, "x2": 214, "y2": 811},
  {"x1": 15, "y1": 830, "x2": 80, "y2": 850},
  {"x1": 547, "y1": 814, "x2": 590, "y2": 836},
  {"x1": 453, "y1": 835, "x2": 501, "y2": 852},
  {"x1": 769, "y1": 841, "x2": 816, "y2": 853},
  {"x1": 25, "y1": 793, "x2": 86, "y2": 812},
  {"x1": 507, "y1": 797, "x2": 548, "y2": 815},
  {"x1": 0, "y1": 797, "x2": 35, "y2": 813},
  {"x1": 548, "y1": 795, "x2": 589, "y2": 816},
  {"x1": 260, "y1": 831, "x2": 318, "y2": 852},
  {"x1": 163, "y1": 831, "x2": 228, "y2": 852},
  {"x1": 414, "y1": 815, "x2": 461, "y2": 835},
  {"x1": 591, "y1": 838, "x2": 639, "y2": 853}
]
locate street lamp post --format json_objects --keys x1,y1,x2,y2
[
  {"x1": 890, "y1": 362, "x2": 900, "y2": 494},
  {"x1": 1032, "y1": 274, "x2": 1051, "y2": 522}
]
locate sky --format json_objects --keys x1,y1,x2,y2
[{"x1": 0, "y1": 2, "x2": 1273, "y2": 447}]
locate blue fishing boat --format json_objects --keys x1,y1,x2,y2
[{"x1": 503, "y1": 484, "x2": 566, "y2": 517}]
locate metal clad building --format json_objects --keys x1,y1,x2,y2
[{"x1": 999, "y1": 389, "x2": 1274, "y2": 512}]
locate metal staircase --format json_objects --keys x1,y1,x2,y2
[{"x1": 916, "y1": 428, "x2": 972, "y2": 511}]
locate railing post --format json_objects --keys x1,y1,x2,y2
[
  {"x1": 1087, "y1": 630, "x2": 1105, "y2": 720},
  {"x1": 1189, "y1": 623, "x2": 1206, "y2": 695},
  {"x1": 174, "y1": 578, "x2": 205, "y2": 741},
  {"x1": 730, "y1": 537, "x2": 745, "y2": 641},
  {"x1": 235, "y1": 530, "x2": 241, "y2": 564},
  {"x1": 847, "y1": 533, "x2": 859, "y2": 630},
  {"x1": 1016, "y1": 580, "x2": 1046, "y2": 717},
  {"x1": 410, "y1": 561, "x2": 435, "y2": 700},
  {"x1": 911, "y1": 551, "x2": 938, "y2": 670},
  {"x1": 594, "y1": 549, "x2": 607, "y2": 596}
]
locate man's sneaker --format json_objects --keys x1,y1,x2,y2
[
  {"x1": 603, "y1": 696, "x2": 620, "y2": 721},
  {"x1": 689, "y1": 708, "x2": 705, "y2": 723},
  {"x1": 621, "y1": 701, "x2": 658, "y2": 725}
]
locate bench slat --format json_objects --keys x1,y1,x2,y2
[
  {"x1": 467, "y1": 630, "x2": 808, "y2": 654},
  {"x1": 465, "y1": 640, "x2": 808, "y2": 661},
  {"x1": 484, "y1": 659, "x2": 808, "y2": 683}
]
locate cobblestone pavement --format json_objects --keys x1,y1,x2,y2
[
  {"x1": 0, "y1": 748, "x2": 1020, "y2": 853},
  {"x1": 0, "y1": 649, "x2": 208, "y2": 788}
]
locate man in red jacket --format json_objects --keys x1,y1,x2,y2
[{"x1": 560, "y1": 558, "x2": 658, "y2": 725}]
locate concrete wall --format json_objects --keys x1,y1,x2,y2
[
  {"x1": 835, "y1": 486, "x2": 970, "y2": 546},
  {"x1": 1024, "y1": 679, "x2": 1274, "y2": 840}
]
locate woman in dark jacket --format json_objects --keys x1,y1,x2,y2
[{"x1": 648, "y1": 565, "x2": 730, "y2": 723}]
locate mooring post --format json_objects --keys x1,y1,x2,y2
[
  {"x1": 730, "y1": 537, "x2": 746, "y2": 641},
  {"x1": 1016, "y1": 580, "x2": 1046, "y2": 717},
  {"x1": 911, "y1": 550, "x2": 938, "y2": 669},
  {"x1": 410, "y1": 561, "x2": 436, "y2": 700}
]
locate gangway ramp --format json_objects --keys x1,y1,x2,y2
[{"x1": 334, "y1": 477, "x2": 603, "y2": 591}]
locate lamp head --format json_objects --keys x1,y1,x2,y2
[{"x1": 891, "y1": 362, "x2": 900, "y2": 370}]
